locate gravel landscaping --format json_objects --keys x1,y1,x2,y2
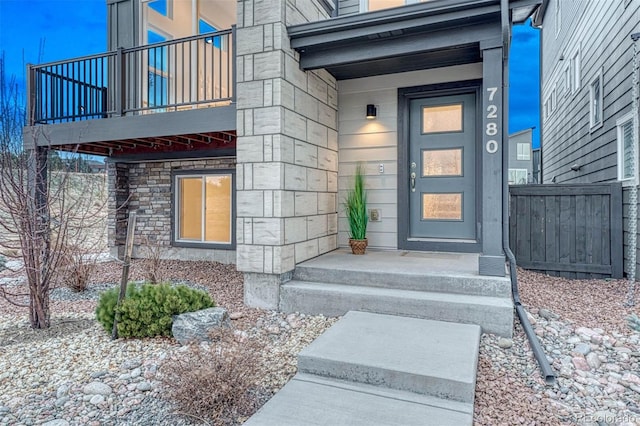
[{"x1": 1, "y1": 260, "x2": 639, "y2": 425}]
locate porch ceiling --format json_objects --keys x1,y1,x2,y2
[
  {"x1": 54, "y1": 130, "x2": 236, "y2": 158},
  {"x1": 288, "y1": 0, "x2": 541, "y2": 80}
]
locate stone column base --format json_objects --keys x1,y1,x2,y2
[{"x1": 244, "y1": 272, "x2": 293, "y2": 310}]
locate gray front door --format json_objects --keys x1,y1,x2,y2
[{"x1": 409, "y1": 93, "x2": 476, "y2": 240}]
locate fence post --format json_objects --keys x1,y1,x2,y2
[{"x1": 112, "y1": 212, "x2": 136, "y2": 340}]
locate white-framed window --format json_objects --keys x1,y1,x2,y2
[
  {"x1": 517, "y1": 143, "x2": 531, "y2": 161},
  {"x1": 571, "y1": 49, "x2": 581, "y2": 93},
  {"x1": 361, "y1": 0, "x2": 426, "y2": 12},
  {"x1": 508, "y1": 169, "x2": 528, "y2": 185},
  {"x1": 617, "y1": 112, "x2": 635, "y2": 182},
  {"x1": 554, "y1": 0, "x2": 561, "y2": 38},
  {"x1": 564, "y1": 66, "x2": 570, "y2": 97},
  {"x1": 146, "y1": 0, "x2": 173, "y2": 18},
  {"x1": 589, "y1": 72, "x2": 603, "y2": 130},
  {"x1": 174, "y1": 172, "x2": 234, "y2": 246}
]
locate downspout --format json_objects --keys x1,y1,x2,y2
[
  {"x1": 500, "y1": 0, "x2": 556, "y2": 384},
  {"x1": 626, "y1": 32, "x2": 640, "y2": 306}
]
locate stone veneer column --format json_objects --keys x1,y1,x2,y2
[
  {"x1": 235, "y1": 0, "x2": 339, "y2": 308},
  {"x1": 107, "y1": 162, "x2": 130, "y2": 259}
]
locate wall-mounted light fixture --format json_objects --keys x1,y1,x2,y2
[
  {"x1": 366, "y1": 104, "x2": 377, "y2": 120},
  {"x1": 570, "y1": 164, "x2": 582, "y2": 171}
]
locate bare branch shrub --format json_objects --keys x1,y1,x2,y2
[
  {"x1": 160, "y1": 328, "x2": 267, "y2": 424},
  {"x1": 0, "y1": 55, "x2": 107, "y2": 328},
  {"x1": 140, "y1": 235, "x2": 164, "y2": 284},
  {"x1": 58, "y1": 245, "x2": 101, "y2": 292}
]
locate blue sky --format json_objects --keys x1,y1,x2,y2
[{"x1": 0, "y1": 0, "x2": 540, "y2": 147}]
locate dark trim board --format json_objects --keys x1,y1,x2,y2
[
  {"x1": 397, "y1": 79, "x2": 483, "y2": 253},
  {"x1": 106, "y1": 148, "x2": 236, "y2": 163}
]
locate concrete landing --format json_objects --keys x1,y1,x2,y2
[
  {"x1": 298, "y1": 311, "x2": 481, "y2": 403},
  {"x1": 245, "y1": 312, "x2": 480, "y2": 426},
  {"x1": 244, "y1": 374, "x2": 473, "y2": 426}
]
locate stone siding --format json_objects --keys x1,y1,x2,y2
[
  {"x1": 107, "y1": 157, "x2": 236, "y2": 263},
  {"x1": 235, "y1": 0, "x2": 339, "y2": 279}
]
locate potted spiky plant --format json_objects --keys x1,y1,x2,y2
[{"x1": 345, "y1": 164, "x2": 368, "y2": 255}]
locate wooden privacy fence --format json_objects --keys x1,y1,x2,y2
[{"x1": 509, "y1": 183, "x2": 623, "y2": 279}]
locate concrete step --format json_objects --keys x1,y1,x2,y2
[
  {"x1": 293, "y1": 252, "x2": 511, "y2": 298},
  {"x1": 297, "y1": 312, "x2": 481, "y2": 403},
  {"x1": 280, "y1": 281, "x2": 513, "y2": 337},
  {"x1": 244, "y1": 373, "x2": 473, "y2": 426}
]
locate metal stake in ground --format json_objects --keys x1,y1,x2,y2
[{"x1": 112, "y1": 212, "x2": 136, "y2": 339}]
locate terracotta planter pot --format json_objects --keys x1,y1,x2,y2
[{"x1": 349, "y1": 238, "x2": 368, "y2": 255}]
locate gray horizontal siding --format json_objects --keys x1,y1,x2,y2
[
  {"x1": 541, "y1": 0, "x2": 639, "y2": 186},
  {"x1": 337, "y1": 0, "x2": 359, "y2": 16}
]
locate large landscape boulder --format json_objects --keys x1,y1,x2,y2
[{"x1": 172, "y1": 307, "x2": 230, "y2": 345}]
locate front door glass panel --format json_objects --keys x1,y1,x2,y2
[
  {"x1": 422, "y1": 193, "x2": 463, "y2": 221},
  {"x1": 422, "y1": 103, "x2": 463, "y2": 134},
  {"x1": 422, "y1": 148, "x2": 463, "y2": 177}
]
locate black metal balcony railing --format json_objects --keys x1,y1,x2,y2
[{"x1": 27, "y1": 28, "x2": 235, "y2": 125}]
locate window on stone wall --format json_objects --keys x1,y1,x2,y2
[
  {"x1": 617, "y1": 113, "x2": 634, "y2": 181},
  {"x1": 174, "y1": 172, "x2": 233, "y2": 245}
]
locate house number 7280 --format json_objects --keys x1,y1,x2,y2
[{"x1": 485, "y1": 87, "x2": 499, "y2": 154}]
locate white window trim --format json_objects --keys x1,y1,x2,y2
[
  {"x1": 173, "y1": 172, "x2": 234, "y2": 247},
  {"x1": 589, "y1": 71, "x2": 603, "y2": 131},
  {"x1": 617, "y1": 112, "x2": 636, "y2": 184},
  {"x1": 571, "y1": 48, "x2": 581, "y2": 95},
  {"x1": 516, "y1": 143, "x2": 531, "y2": 161},
  {"x1": 508, "y1": 169, "x2": 528, "y2": 185},
  {"x1": 554, "y1": 0, "x2": 561, "y2": 38}
]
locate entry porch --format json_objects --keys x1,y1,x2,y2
[{"x1": 269, "y1": 249, "x2": 514, "y2": 337}]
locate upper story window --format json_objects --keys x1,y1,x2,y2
[
  {"x1": 589, "y1": 72, "x2": 603, "y2": 130},
  {"x1": 617, "y1": 113, "x2": 635, "y2": 181},
  {"x1": 517, "y1": 143, "x2": 531, "y2": 161},
  {"x1": 363, "y1": 0, "x2": 431, "y2": 12},
  {"x1": 554, "y1": 0, "x2": 561, "y2": 38},
  {"x1": 147, "y1": 0, "x2": 172, "y2": 17},
  {"x1": 571, "y1": 50, "x2": 581, "y2": 93}
]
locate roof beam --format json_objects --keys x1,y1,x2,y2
[{"x1": 300, "y1": 23, "x2": 499, "y2": 70}]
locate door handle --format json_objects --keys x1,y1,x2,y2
[{"x1": 410, "y1": 172, "x2": 416, "y2": 192}]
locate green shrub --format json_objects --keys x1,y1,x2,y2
[{"x1": 96, "y1": 283, "x2": 215, "y2": 338}]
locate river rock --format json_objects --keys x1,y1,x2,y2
[
  {"x1": 172, "y1": 307, "x2": 230, "y2": 344},
  {"x1": 82, "y1": 382, "x2": 112, "y2": 396},
  {"x1": 498, "y1": 338, "x2": 513, "y2": 349},
  {"x1": 586, "y1": 352, "x2": 601, "y2": 370}
]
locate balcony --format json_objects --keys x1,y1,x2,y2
[{"x1": 25, "y1": 29, "x2": 236, "y2": 158}]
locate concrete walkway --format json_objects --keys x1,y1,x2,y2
[{"x1": 245, "y1": 311, "x2": 481, "y2": 426}]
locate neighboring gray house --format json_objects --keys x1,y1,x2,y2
[
  {"x1": 537, "y1": 0, "x2": 640, "y2": 276},
  {"x1": 23, "y1": 0, "x2": 543, "y2": 315},
  {"x1": 507, "y1": 127, "x2": 534, "y2": 184}
]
